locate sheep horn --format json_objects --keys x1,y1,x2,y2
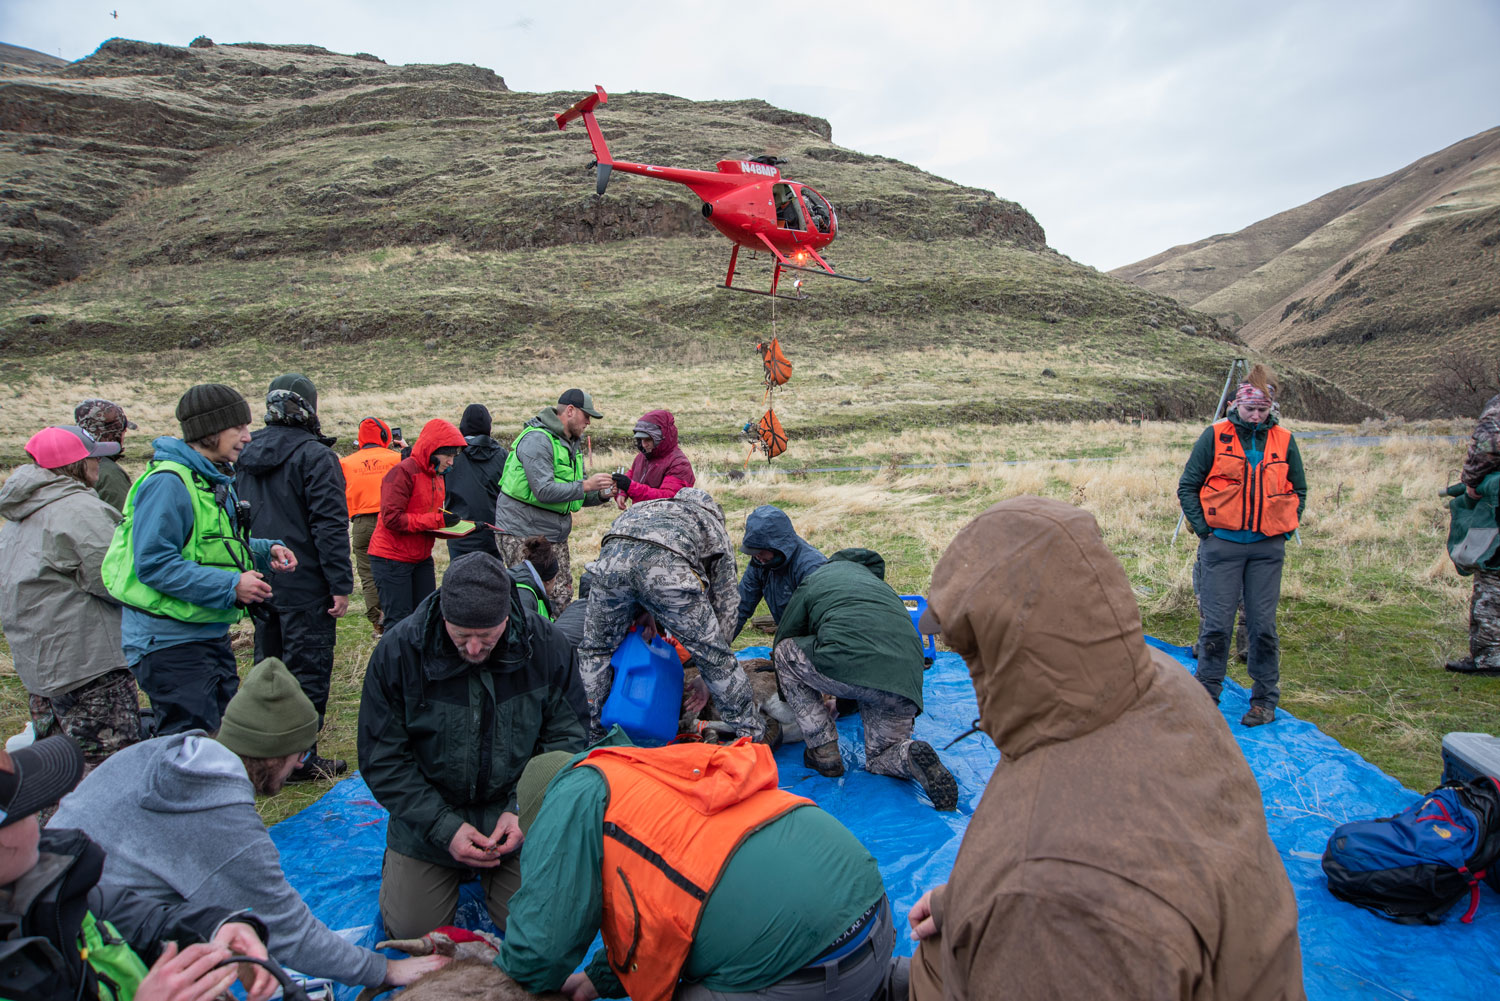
[{"x1": 375, "y1": 936, "x2": 434, "y2": 955}]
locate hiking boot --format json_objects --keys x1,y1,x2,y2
[
  {"x1": 1240, "y1": 704, "x2": 1276, "y2": 727},
  {"x1": 290, "y1": 750, "x2": 348, "y2": 782},
  {"x1": 1446, "y1": 657, "x2": 1500, "y2": 674},
  {"x1": 907, "y1": 740, "x2": 959, "y2": 811},
  {"x1": 803, "y1": 740, "x2": 845, "y2": 777}
]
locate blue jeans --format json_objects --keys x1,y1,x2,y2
[{"x1": 1195, "y1": 534, "x2": 1285, "y2": 708}]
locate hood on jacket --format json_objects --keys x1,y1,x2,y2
[
  {"x1": 926, "y1": 496, "x2": 1154, "y2": 759},
  {"x1": 583, "y1": 741, "x2": 782, "y2": 814},
  {"x1": 828, "y1": 547, "x2": 886, "y2": 580},
  {"x1": 0, "y1": 463, "x2": 96, "y2": 521},
  {"x1": 412, "y1": 418, "x2": 466, "y2": 471},
  {"x1": 147, "y1": 435, "x2": 233, "y2": 484},
  {"x1": 673, "y1": 486, "x2": 724, "y2": 524},
  {"x1": 462, "y1": 434, "x2": 503, "y2": 460},
  {"x1": 636, "y1": 409, "x2": 679, "y2": 453},
  {"x1": 133, "y1": 732, "x2": 254, "y2": 814},
  {"x1": 529, "y1": 406, "x2": 572, "y2": 442},
  {"x1": 741, "y1": 505, "x2": 804, "y2": 559},
  {"x1": 357, "y1": 417, "x2": 393, "y2": 449},
  {"x1": 459, "y1": 404, "x2": 492, "y2": 438},
  {"x1": 234, "y1": 422, "x2": 325, "y2": 475}
]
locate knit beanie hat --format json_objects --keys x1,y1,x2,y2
[
  {"x1": 516, "y1": 750, "x2": 573, "y2": 835},
  {"x1": 177, "y1": 384, "x2": 252, "y2": 441},
  {"x1": 440, "y1": 552, "x2": 512, "y2": 628},
  {"x1": 268, "y1": 373, "x2": 318, "y2": 411},
  {"x1": 459, "y1": 403, "x2": 492, "y2": 438},
  {"x1": 216, "y1": 658, "x2": 319, "y2": 759}
]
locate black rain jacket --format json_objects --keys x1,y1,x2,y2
[{"x1": 235, "y1": 422, "x2": 354, "y2": 608}]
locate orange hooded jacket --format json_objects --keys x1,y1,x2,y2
[{"x1": 341, "y1": 418, "x2": 401, "y2": 517}]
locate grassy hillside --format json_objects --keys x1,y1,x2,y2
[
  {"x1": 1111, "y1": 128, "x2": 1500, "y2": 416},
  {"x1": 0, "y1": 37, "x2": 1377, "y2": 424}
]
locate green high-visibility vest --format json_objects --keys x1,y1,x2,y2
[
  {"x1": 516, "y1": 577, "x2": 554, "y2": 621},
  {"x1": 102, "y1": 459, "x2": 250, "y2": 624},
  {"x1": 499, "y1": 425, "x2": 585, "y2": 514},
  {"x1": 79, "y1": 910, "x2": 149, "y2": 1001}
]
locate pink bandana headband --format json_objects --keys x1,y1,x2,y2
[{"x1": 1232, "y1": 383, "x2": 1272, "y2": 407}]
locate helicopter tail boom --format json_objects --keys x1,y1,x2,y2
[{"x1": 555, "y1": 86, "x2": 614, "y2": 193}]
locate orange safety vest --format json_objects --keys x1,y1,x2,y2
[
  {"x1": 578, "y1": 741, "x2": 812, "y2": 1001},
  {"x1": 1199, "y1": 419, "x2": 1299, "y2": 536},
  {"x1": 341, "y1": 446, "x2": 400, "y2": 517}
]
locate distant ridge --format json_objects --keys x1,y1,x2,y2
[{"x1": 1112, "y1": 127, "x2": 1500, "y2": 416}]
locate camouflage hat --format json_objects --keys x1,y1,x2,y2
[{"x1": 74, "y1": 399, "x2": 137, "y2": 443}]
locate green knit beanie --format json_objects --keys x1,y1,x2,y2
[
  {"x1": 216, "y1": 658, "x2": 319, "y2": 759},
  {"x1": 517, "y1": 751, "x2": 574, "y2": 835}
]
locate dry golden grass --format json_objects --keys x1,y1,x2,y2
[{"x1": 0, "y1": 366, "x2": 1489, "y2": 799}]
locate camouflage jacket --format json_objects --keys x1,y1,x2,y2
[
  {"x1": 1462, "y1": 394, "x2": 1500, "y2": 489},
  {"x1": 600, "y1": 488, "x2": 740, "y2": 642}
]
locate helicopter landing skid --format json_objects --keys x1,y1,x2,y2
[{"x1": 717, "y1": 282, "x2": 808, "y2": 301}]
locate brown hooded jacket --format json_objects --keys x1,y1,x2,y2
[{"x1": 912, "y1": 496, "x2": 1304, "y2": 1001}]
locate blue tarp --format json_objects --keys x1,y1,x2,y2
[{"x1": 271, "y1": 642, "x2": 1500, "y2": 999}]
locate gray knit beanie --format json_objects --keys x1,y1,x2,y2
[
  {"x1": 440, "y1": 552, "x2": 512, "y2": 628},
  {"x1": 177, "y1": 383, "x2": 252, "y2": 441},
  {"x1": 216, "y1": 658, "x2": 318, "y2": 759}
]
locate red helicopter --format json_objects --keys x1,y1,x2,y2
[{"x1": 554, "y1": 86, "x2": 870, "y2": 298}]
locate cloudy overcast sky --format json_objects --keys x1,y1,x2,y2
[{"x1": 6, "y1": 0, "x2": 1498, "y2": 270}]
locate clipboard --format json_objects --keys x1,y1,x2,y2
[{"x1": 433, "y1": 520, "x2": 478, "y2": 538}]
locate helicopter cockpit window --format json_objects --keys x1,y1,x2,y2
[
  {"x1": 801, "y1": 187, "x2": 833, "y2": 234},
  {"x1": 773, "y1": 183, "x2": 804, "y2": 230}
]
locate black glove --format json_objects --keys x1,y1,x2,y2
[
  {"x1": 611, "y1": 473, "x2": 632, "y2": 493},
  {"x1": 443, "y1": 510, "x2": 461, "y2": 528}
]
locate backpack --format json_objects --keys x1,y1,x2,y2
[{"x1": 1322, "y1": 776, "x2": 1500, "y2": 924}]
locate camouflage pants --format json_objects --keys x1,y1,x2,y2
[
  {"x1": 1471, "y1": 568, "x2": 1500, "y2": 669},
  {"x1": 496, "y1": 533, "x2": 574, "y2": 613},
  {"x1": 773, "y1": 639, "x2": 918, "y2": 779},
  {"x1": 578, "y1": 539, "x2": 762, "y2": 741},
  {"x1": 29, "y1": 668, "x2": 141, "y2": 769}
]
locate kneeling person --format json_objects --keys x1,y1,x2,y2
[
  {"x1": 578, "y1": 488, "x2": 763, "y2": 741},
  {"x1": 358, "y1": 552, "x2": 587, "y2": 939},
  {"x1": 774, "y1": 549, "x2": 957, "y2": 810},
  {"x1": 498, "y1": 739, "x2": 900, "y2": 1001}
]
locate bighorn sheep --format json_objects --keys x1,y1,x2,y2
[{"x1": 353, "y1": 927, "x2": 566, "y2": 1001}]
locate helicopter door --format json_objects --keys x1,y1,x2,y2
[
  {"x1": 799, "y1": 186, "x2": 833, "y2": 234},
  {"x1": 773, "y1": 183, "x2": 805, "y2": 230}
]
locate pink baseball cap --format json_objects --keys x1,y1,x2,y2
[{"x1": 24, "y1": 425, "x2": 121, "y2": 469}]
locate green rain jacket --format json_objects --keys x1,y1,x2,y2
[{"x1": 774, "y1": 548, "x2": 926, "y2": 709}]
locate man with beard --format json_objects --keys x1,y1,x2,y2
[{"x1": 357, "y1": 552, "x2": 587, "y2": 939}]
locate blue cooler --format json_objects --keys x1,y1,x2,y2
[
  {"x1": 1441, "y1": 732, "x2": 1500, "y2": 785},
  {"x1": 601, "y1": 630, "x2": 684, "y2": 745}
]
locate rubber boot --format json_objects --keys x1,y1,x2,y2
[{"x1": 804, "y1": 739, "x2": 845, "y2": 777}]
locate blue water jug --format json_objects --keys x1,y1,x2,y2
[{"x1": 600, "y1": 630, "x2": 683, "y2": 745}]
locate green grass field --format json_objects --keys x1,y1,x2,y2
[{"x1": 0, "y1": 398, "x2": 1490, "y2": 823}]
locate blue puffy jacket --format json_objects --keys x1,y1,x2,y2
[{"x1": 734, "y1": 505, "x2": 826, "y2": 638}]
